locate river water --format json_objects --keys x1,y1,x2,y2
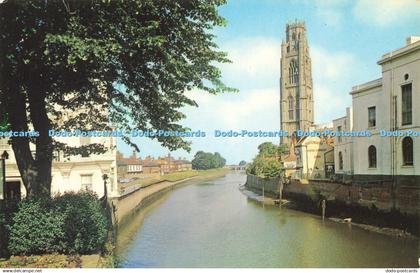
[{"x1": 116, "y1": 172, "x2": 419, "y2": 268}]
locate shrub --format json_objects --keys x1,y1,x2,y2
[
  {"x1": 54, "y1": 191, "x2": 108, "y2": 254},
  {"x1": 7, "y1": 192, "x2": 108, "y2": 255},
  {"x1": 0, "y1": 200, "x2": 19, "y2": 257},
  {"x1": 8, "y1": 198, "x2": 66, "y2": 255}
]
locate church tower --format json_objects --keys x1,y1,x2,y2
[{"x1": 280, "y1": 21, "x2": 314, "y2": 146}]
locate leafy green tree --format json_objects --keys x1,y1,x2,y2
[
  {"x1": 246, "y1": 157, "x2": 283, "y2": 179},
  {"x1": 246, "y1": 142, "x2": 285, "y2": 178},
  {"x1": 238, "y1": 160, "x2": 247, "y2": 166},
  {"x1": 192, "y1": 151, "x2": 226, "y2": 170},
  {"x1": 0, "y1": 0, "x2": 235, "y2": 196}
]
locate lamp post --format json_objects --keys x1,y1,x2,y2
[{"x1": 1, "y1": 151, "x2": 9, "y2": 199}]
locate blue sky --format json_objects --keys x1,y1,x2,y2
[{"x1": 118, "y1": 0, "x2": 420, "y2": 164}]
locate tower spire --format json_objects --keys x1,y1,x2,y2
[{"x1": 280, "y1": 21, "x2": 314, "y2": 146}]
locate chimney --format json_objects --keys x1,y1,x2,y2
[{"x1": 406, "y1": 36, "x2": 420, "y2": 45}]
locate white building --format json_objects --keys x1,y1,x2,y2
[
  {"x1": 332, "y1": 107, "x2": 353, "y2": 182},
  {"x1": 294, "y1": 135, "x2": 334, "y2": 182},
  {"x1": 0, "y1": 134, "x2": 119, "y2": 200},
  {"x1": 350, "y1": 36, "x2": 420, "y2": 183}
]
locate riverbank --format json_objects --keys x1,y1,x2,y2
[
  {"x1": 112, "y1": 168, "x2": 229, "y2": 225},
  {"x1": 241, "y1": 184, "x2": 419, "y2": 240},
  {"x1": 117, "y1": 172, "x2": 418, "y2": 267},
  {"x1": 0, "y1": 169, "x2": 229, "y2": 269}
]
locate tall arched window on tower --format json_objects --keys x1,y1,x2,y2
[
  {"x1": 288, "y1": 96, "x2": 294, "y2": 120},
  {"x1": 289, "y1": 59, "x2": 299, "y2": 84},
  {"x1": 402, "y1": 137, "x2": 413, "y2": 166},
  {"x1": 368, "y1": 145, "x2": 377, "y2": 168}
]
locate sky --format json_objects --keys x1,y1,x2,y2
[{"x1": 118, "y1": 0, "x2": 420, "y2": 164}]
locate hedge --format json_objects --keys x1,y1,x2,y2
[{"x1": 6, "y1": 191, "x2": 108, "y2": 256}]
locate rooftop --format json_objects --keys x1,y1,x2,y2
[
  {"x1": 377, "y1": 36, "x2": 420, "y2": 65},
  {"x1": 350, "y1": 78, "x2": 382, "y2": 95}
]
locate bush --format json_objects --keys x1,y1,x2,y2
[
  {"x1": 246, "y1": 157, "x2": 283, "y2": 179},
  {"x1": 0, "y1": 200, "x2": 19, "y2": 257},
  {"x1": 8, "y1": 198, "x2": 66, "y2": 255},
  {"x1": 54, "y1": 191, "x2": 108, "y2": 254},
  {"x1": 7, "y1": 192, "x2": 108, "y2": 256}
]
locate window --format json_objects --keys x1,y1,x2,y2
[
  {"x1": 402, "y1": 137, "x2": 413, "y2": 166},
  {"x1": 289, "y1": 59, "x2": 298, "y2": 84},
  {"x1": 81, "y1": 174, "x2": 93, "y2": 191},
  {"x1": 53, "y1": 151, "x2": 60, "y2": 161},
  {"x1": 338, "y1": 152, "x2": 343, "y2": 170},
  {"x1": 337, "y1": 126, "x2": 342, "y2": 143},
  {"x1": 368, "y1": 106, "x2": 376, "y2": 128},
  {"x1": 80, "y1": 137, "x2": 91, "y2": 157},
  {"x1": 288, "y1": 96, "x2": 294, "y2": 120},
  {"x1": 402, "y1": 84, "x2": 412, "y2": 125},
  {"x1": 368, "y1": 145, "x2": 377, "y2": 168}
]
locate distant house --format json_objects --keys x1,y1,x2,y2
[
  {"x1": 142, "y1": 162, "x2": 161, "y2": 174},
  {"x1": 116, "y1": 151, "x2": 143, "y2": 179},
  {"x1": 294, "y1": 135, "x2": 334, "y2": 182},
  {"x1": 173, "y1": 159, "x2": 193, "y2": 172}
]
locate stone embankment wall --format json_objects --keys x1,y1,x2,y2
[
  {"x1": 245, "y1": 174, "x2": 419, "y2": 216},
  {"x1": 245, "y1": 175, "x2": 281, "y2": 198},
  {"x1": 110, "y1": 170, "x2": 229, "y2": 225}
]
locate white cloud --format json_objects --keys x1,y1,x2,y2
[
  {"x1": 219, "y1": 37, "x2": 281, "y2": 88},
  {"x1": 353, "y1": 0, "x2": 420, "y2": 27},
  {"x1": 186, "y1": 88, "x2": 279, "y2": 130},
  {"x1": 310, "y1": 45, "x2": 357, "y2": 122}
]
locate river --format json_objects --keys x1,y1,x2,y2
[{"x1": 115, "y1": 172, "x2": 419, "y2": 268}]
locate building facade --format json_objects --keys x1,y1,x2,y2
[
  {"x1": 332, "y1": 107, "x2": 354, "y2": 182},
  {"x1": 350, "y1": 37, "x2": 420, "y2": 183},
  {"x1": 280, "y1": 21, "x2": 314, "y2": 146},
  {"x1": 294, "y1": 135, "x2": 334, "y2": 182},
  {"x1": 0, "y1": 135, "x2": 119, "y2": 200}
]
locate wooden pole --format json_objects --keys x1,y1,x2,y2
[{"x1": 321, "y1": 199, "x2": 326, "y2": 221}]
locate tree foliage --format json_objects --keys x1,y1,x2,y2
[
  {"x1": 192, "y1": 151, "x2": 226, "y2": 170},
  {"x1": 7, "y1": 192, "x2": 107, "y2": 255},
  {"x1": 246, "y1": 142, "x2": 285, "y2": 179},
  {"x1": 0, "y1": 0, "x2": 235, "y2": 196}
]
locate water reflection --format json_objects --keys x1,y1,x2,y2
[{"x1": 116, "y1": 172, "x2": 419, "y2": 268}]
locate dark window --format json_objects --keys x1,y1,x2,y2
[
  {"x1": 338, "y1": 152, "x2": 343, "y2": 170},
  {"x1": 368, "y1": 106, "x2": 376, "y2": 127},
  {"x1": 402, "y1": 84, "x2": 412, "y2": 125},
  {"x1": 80, "y1": 137, "x2": 91, "y2": 158},
  {"x1": 337, "y1": 126, "x2": 342, "y2": 143},
  {"x1": 289, "y1": 60, "x2": 298, "y2": 84},
  {"x1": 368, "y1": 145, "x2": 377, "y2": 168},
  {"x1": 402, "y1": 137, "x2": 413, "y2": 166}
]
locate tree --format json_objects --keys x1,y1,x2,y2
[
  {"x1": 192, "y1": 151, "x2": 226, "y2": 170},
  {"x1": 238, "y1": 160, "x2": 246, "y2": 166},
  {"x1": 0, "y1": 0, "x2": 235, "y2": 197},
  {"x1": 246, "y1": 142, "x2": 285, "y2": 179}
]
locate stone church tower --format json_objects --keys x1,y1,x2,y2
[{"x1": 280, "y1": 21, "x2": 314, "y2": 146}]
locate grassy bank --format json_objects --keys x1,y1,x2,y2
[{"x1": 121, "y1": 168, "x2": 229, "y2": 190}]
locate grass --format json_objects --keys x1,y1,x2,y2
[
  {"x1": 120, "y1": 168, "x2": 229, "y2": 191},
  {"x1": 0, "y1": 254, "x2": 81, "y2": 268}
]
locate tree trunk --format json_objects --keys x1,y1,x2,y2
[
  {"x1": 6, "y1": 85, "x2": 53, "y2": 197},
  {"x1": 27, "y1": 85, "x2": 53, "y2": 197}
]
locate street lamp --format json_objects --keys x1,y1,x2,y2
[{"x1": 1, "y1": 151, "x2": 9, "y2": 199}]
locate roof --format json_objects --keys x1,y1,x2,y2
[
  {"x1": 377, "y1": 38, "x2": 420, "y2": 65},
  {"x1": 173, "y1": 160, "x2": 191, "y2": 164},
  {"x1": 143, "y1": 162, "x2": 160, "y2": 167},
  {"x1": 350, "y1": 78, "x2": 382, "y2": 95}
]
